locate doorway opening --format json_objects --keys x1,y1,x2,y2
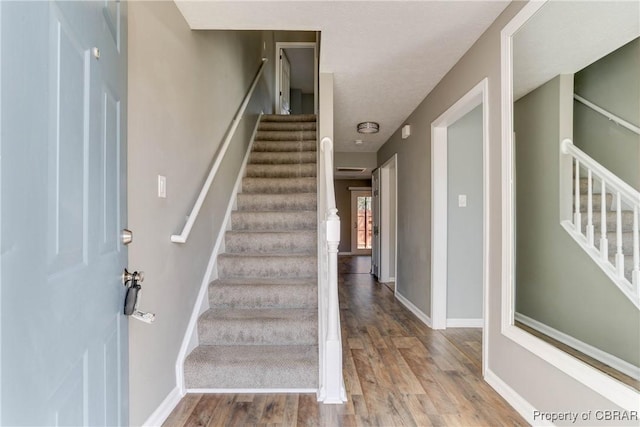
[
  {"x1": 377, "y1": 155, "x2": 398, "y2": 285},
  {"x1": 430, "y1": 79, "x2": 489, "y2": 374},
  {"x1": 275, "y1": 42, "x2": 317, "y2": 115},
  {"x1": 350, "y1": 190, "x2": 373, "y2": 255}
]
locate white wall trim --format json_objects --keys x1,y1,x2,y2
[
  {"x1": 174, "y1": 114, "x2": 262, "y2": 395},
  {"x1": 515, "y1": 313, "x2": 640, "y2": 381},
  {"x1": 187, "y1": 388, "x2": 318, "y2": 394},
  {"x1": 275, "y1": 42, "x2": 317, "y2": 114},
  {"x1": 430, "y1": 78, "x2": 490, "y2": 379},
  {"x1": 484, "y1": 369, "x2": 553, "y2": 427},
  {"x1": 395, "y1": 291, "x2": 432, "y2": 328},
  {"x1": 142, "y1": 387, "x2": 182, "y2": 427},
  {"x1": 446, "y1": 318, "x2": 484, "y2": 328},
  {"x1": 500, "y1": 1, "x2": 640, "y2": 411},
  {"x1": 379, "y1": 154, "x2": 398, "y2": 283}
]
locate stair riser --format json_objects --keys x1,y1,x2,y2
[
  {"x1": 218, "y1": 256, "x2": 317, "y2": 279},
  {"x1": 209, "y1": 282, "x2": 317, "y2": 309},
  {"x1": 252, "y1": 140, "x2": 317, "y2": 152},
  {"x1": 261, "y1": 114, "x2": 316, "y2": 122},
  {"x1": 198, "y1": 315, "x2": 317, "y2": 346},
  {"x1": 245, "y1": 164, "x2": 317, "y2": 178},
  {"x1": 236, "y1": 194, "x2": 317, "y2": 211},
  {"x1": 256, "y1": 130, "x2": 317, "y2": 141},
  {"x1": 242, "y1": 178, "x2": 316, "y2": 194},
  {"x1": 225, "y1": 231, "x2": 317, "y2": 254},
  {"x1": 580, "y1": 211, "x2": 634, "y2": 233},
  {"x1": 231, "y1": 211, "x2": 317, "y2": 231},
  {"x1": 250, "y1": 151, "x2": 317, "y2": 164},
  {"x1": 577, "y1": 193, "x2": 613, "y2": 211},
  {"x1": 259, "y1": 122, "x2": 317, "y2": 131},
  {"x1": 593, "y1": 232, "x2": 635, "y2": 255},
  {"x1": 184, "y1": 346, "x2": 318, "y2": 389}
]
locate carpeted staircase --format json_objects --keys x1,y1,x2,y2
[
  {"x1": 578, "y1": 178, "x2": 634, "y2": 281},
  {"x1": 184, "y1": 114, "x2": 319, "y2": 390}
]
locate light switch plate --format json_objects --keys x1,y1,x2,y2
[
  {"x1": 458, "y1": 194, "x2": 467, "y2": 207},
  {"x1": 158, "y1": 175, "x2": 167, "y2": 198}
]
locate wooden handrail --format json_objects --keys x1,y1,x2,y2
[{"x1": 171, "y1": 58, "x2": 267, "y2": 244}]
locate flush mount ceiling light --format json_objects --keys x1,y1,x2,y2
[{"x1": 357, "y1": 121, "x2": 379, "y2": 134}]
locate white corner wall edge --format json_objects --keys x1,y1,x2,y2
[
  {"x1": 142, "y1": 387, "x2": 182, "y2": 427},
  {"x1": 484, "y1": 369, "x2": 554, "y2": 427},
  {"x1": 395, "y1": 291, "x2": 433, "y2": 328},
  {"x1": 446, "y1": 318, "x2": 484, "y2": 328},
  {"x1": 174, "y1": 114, "x2": 263, "y2": 396},
  {"x1": 515, "y1": 313, "x2": 640, "y2": 381}
]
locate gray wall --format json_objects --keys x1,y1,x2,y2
[
  {"x1": 302, "y1": 93, "x2": 315, "y2": 114},
  {"x1": 377, "y1": 1, "x2": 631, "y2": 417},
  {"x1": 515, "y1": 76, "x2": 639, "y2": 367},
  {"x1": 574, "y1": 38, "x2": 640, "y2": 189},
  {"x1": 446, "y1": 105, "x2": 483, "y2": 320},
  {"x1": 128, "y1": 2, "x2": 270, "y2": 425},
  {"x1": 334, "y1": 179, "x2": 372, "y2": 253},
  {"x1": 290, "y1": 88, "x2": 303, "y2": 114}
]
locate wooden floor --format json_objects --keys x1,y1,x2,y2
[{"x1": 163, "y1": 256, "x2": 527, "y2": 426}]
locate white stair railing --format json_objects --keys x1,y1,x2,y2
[
  {"x1": 171, "y1": 58, "x2": 267, "y2": 243},
  {"x1": 561, "y1": 139, "x2": 640, "y2": 309},
  {"x1": 318, "y1": 135, "x2": 347, "y2": 403}
]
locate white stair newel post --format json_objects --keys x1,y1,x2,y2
[
  {"x1": 633, "y1": 204, "x2": 639, "y2": 294},
  {"x1": 574, "y1": 159, "x2": 581, "y2": 233},
  {"x1": 586, "y1": 169, "x2": 594, "y2": 246},
  {"x1": 600, "y1": 179, "x2": 608, "y2": 262},
  {"x1": 326, "y1": 208, "x2": 340, "y2": 341},
  {"x1": 615, "y1": 192, "x2": 625, "y2": 279}
]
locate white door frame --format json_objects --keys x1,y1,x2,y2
[
  {"x1": 350, "y1": 190, "x2": 373, "y2": 255},
  {"x1": 274, "y1": 42, "x2": 317, "y2": 114},
  {"x1": 379, "y1": 155, "x2": 398, "y2": 284},
  {"x1": 430, "y1": 78, "x2": 489, "y2": 374}
]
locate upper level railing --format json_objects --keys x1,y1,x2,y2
[
  {"x1": 560, "y1": 139, "x2": 640, "y2": 309},
  {"x1": 171, "y1": 58, "x2": 267, "y2": 243},
  {"x1": 574, "y1": 94, "x2": 640, "y2": 135}
]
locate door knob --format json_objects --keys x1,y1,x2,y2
[{"x1": 122, "y1": 268, "x2": 144, "y2": 287}]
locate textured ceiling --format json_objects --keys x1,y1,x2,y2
[
  {"x1": 514, "y1": 1, "x2": 639, "y2": 100},
  {"x1": 174, "y1": 0, "x2": 509, "y2": 152}
]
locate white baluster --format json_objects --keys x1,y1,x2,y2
[
  {"x1": 586, "y1": 170, "x2": 594, "y2": 246},
  {"x1": 600, "y1": 179, "x2": 608, "y2": 261},
  {"x1": 633, "y1": 205, "x2": 639, "y2": 294},
  {"x1": 615, "y1": 192, "x2": 624, "y2": 278},
  {"x1": 574, "y1": 159, "x2": 581, "y2": 233}
]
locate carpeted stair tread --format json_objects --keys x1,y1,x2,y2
[
  {"x1": 606, "y1": 255, "x2": 635, "y2": 282},
  {"x1": 237, "y1": 193, "x2": 317, "y2": 211},
  {"x1": 242, "y1": 177, "x2": 316, "y2": 194},
  {"x1": 245, "y1": 163, "x2": 317, "y2": 178},
  {"x1": 261, "y1": 114, "x2": 316, "y2": 122},
  {"x1": 577, "y1": 193, "x2": 613, "y2": 211},
  {"x1": 197, "y1": 308, "x2": 317, "y2": 346},
  {"x1": 184, "y1": 345, "x2": 318, "y2": 389},
  {"x1": 593, "y1": 231, "x2": 634, "y2": 254},
  {"x1": 225, "y1": 230, "x2": 317, "y2": 254},
  {"x1": 581, "y1": 210, "x2": 634, "y2": 233},
  {"x1": 250, "y1": 151, "x2": 317, "y2": 165},
  {"x1": 256, "y1": 130, "x2": 317, "y2": 141},
  {"x1": 218, "y1": 253, "x2": 317, "y2": 279},
  {"x1": 209, "y1": 278, "x2": 317, "y2": 309},
  {"x1": 231, "y1": 210, "x2": 317, "y2": 231},
  {"x1": 252, "y1": 140, "x2": 317, "y2": 152},
  {"x1": 259, "y1": 121, "x2": 316, "y2": 131}
]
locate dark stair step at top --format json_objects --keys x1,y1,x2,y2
[{"x1": 261, "y1": 114, "x2": 316, "y2": 123}]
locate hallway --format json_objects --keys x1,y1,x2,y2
[{"x1": 163, "y1": 256, "x2": 526, "y2": 426}]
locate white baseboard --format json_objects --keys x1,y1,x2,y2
[
  {"x1": 174, "y1": 114, "x2": 262, "y2": 395},
  {"x1": 515, "y1": 312, "x2": 640, "y2": 381},
  {"x1": 142, "y1": 387, "x2": 183, "y2": 427},
  {"x1": 484, "y1": 369, "x2": 552, "y2": 426},
  {"x1": 395, "y1": 291, "x2": 432, "y2": 328},
  {"x1": 446, "y1": 318, "x2": 484, "y2": 328},
  {"x1": 186, "y1": 388, "x2": 318, "y2": 394}
]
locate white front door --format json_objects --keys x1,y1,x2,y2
[{"x1": 1, "y1": 1, "x2": 129, "y2": 424}]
